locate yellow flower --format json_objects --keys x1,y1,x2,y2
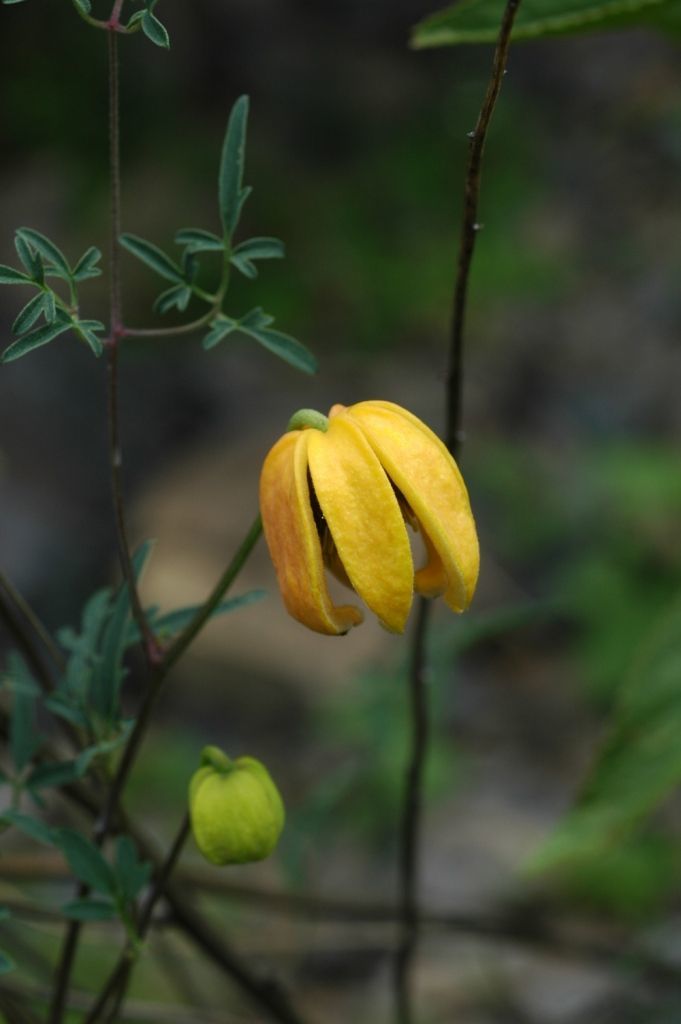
[{"x1": 259, "y1": 400, "x2": 479, "y2": 635}]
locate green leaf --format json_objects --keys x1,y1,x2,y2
[
  {"x1": 53, "y1": 829, "x2": 117, "y2": 895},
  {"x1": 7, "y1": 653, "x2": 40, "y2": 773},
  {"x1": 201, "y1": 316, "x2": 238, "y2": 351},
  {"x1": 530, "y1": 595, "x2": 681, "y2": 876},
  {"x1": 90, "y1": 541, "x2": 154, "y2": 721},
  {"x1": 142, "y1": 9, "x2": 170, "y2": 47},
  {"x1": 73, "y1": 246, "x2": 102, "y2": 282},
  {"x1": 61, "y1": 898, "x2": 116, "y2": 921},
  {"x1": 230, "y1": 254, "x2": 258, "y2": 280},
  {"x1": 230, "y1": 238, "x2": 285, "y2": 279},
  {"x1": 175, "y1": 228, "x2": 224, "y2": 254},
  {"x1": 119, "y1": 233, "x2": 183, "y2": 284},
  {"x1": 115, "y1": 836, "x2": 152, "y2": 903},
  {"x1": 16, "y1": 228, "x2": 71, "y2": 280},
  {"x1": 27, "y1": 761, "x2": 84, "y2": 790},
  {"x1": 73, "y1": 726, "x2": 132, "y2": 777},
  {"x1": 58, "y1": 588, "x2": 112, "y2": 707},
  {"x1": 232, "y1": 237, "x2": 285, "y2": 261},
  {"x1": 1, "y1": 317, "x2": 72, "y2": 364},
  {"x1": 28, "y1": 728, "x2": 132, "y2": 793},
  {"x1": 218, "y1": 95, "x2": 250, "y2": 240},
  {"x1": 74, "y1": 319, "x2": 105, "y2": 357},
  {"x1": 0, "y1": 264, "x2": 31, "y2": 285},
  {"x1": 0, "y1": 951, "x2": 15, "y2": 975},
  {"x1": 26, "y1": 729, "x2": 133, "y2": 790},
  {"x1": 14, "y1": 233, "x2": 42, "y2": 280},
  {"x1": 411, "y1": 0, "x2": 675, "y2": 46},
  {"x1": 12, "y1": 292, "x2": 48, "y2": 336},
  {"x1": 72, "y1": 0, "x2": 92, "y2": 13},
  {"x1": 180, "y1": 250, "x2": 199, "y2": 286},
  {"x1": 239, "y1": 321, "x2": 318, "y2": 375},
  {"x1": 44, "y1": 693, "x2": 89, "y2": 730},
  {"x1": 151, "y1": 590, "x2": 267, "y2": 640},
  {"x1": 0, "y1": 809, "x2": 54, "y2": 846},
  {"x1": 239, "y1": 306, "x2": 274, "y2": 330},
  {"x1": 44, "y1": 289, "x2": 56, "y2": 322},
  {"x1": 154, "y1": 285, "x2": 192, "y2": 315}
]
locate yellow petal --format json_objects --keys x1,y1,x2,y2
[
  {"x1": 307, "y1": 412, "x2": 414, "y2": 633},
  {"x1": 259, "y1": 430, "x2": 363, "y2": 635},
  {"x1": 346, "y1": 401, "x2": 479, "y2": 612}
]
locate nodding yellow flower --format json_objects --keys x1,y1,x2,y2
[{"x1": 259, "y1": 400, "x2": 479, "y2": 636}]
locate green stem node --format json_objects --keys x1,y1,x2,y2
[{"x1": 287, "y1": 408, "x2": 329, "y2": 433}]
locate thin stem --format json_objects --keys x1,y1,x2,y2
[
  {"x1": 49, "y1": 514, "x2": 263, "y2": 1022},
  {"x1": 0, "y1": 573, "x2": 60, "y2": 692},
  {"x1": 105, "y1": 26, "x2": 161, "y2": 668},
  {"x1": 446, "y1": 0, "x2": 522, "y2": 457},
  {"x1": 83, "y1": 816, "x2": 191, "y2": 1024},
  {"x1": 162, "y1": 513, "x2": 263, "y2": 674},
  {"x1": 394, "y1": 4, "x2": 521, "y2": 1021},
  {"x1": 108, "y1": 28, "x2": 121, "y2": 332},
  {"x1": 85, "y1": 809, "x2": 309, "y2": 1024},
  {"x1": 122, "y1": 309, "x2": 214, "y2": 340},
  {"x1": 48, "y1": 902, "x2": 86, "y2": 1024},
  {"x1": 92, "y1": 514, "x2": 263, "y2": 849},
  {"x1": 394, "y1": 597, "x2": 431, "y2": 1024}
]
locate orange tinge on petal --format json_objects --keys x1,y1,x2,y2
[
  {"x1": 346, "y1": 401, "x2": 480, "y2": 612},
  {"x1": 259, "y1": 430, "x2": 363, "y2": 635}
]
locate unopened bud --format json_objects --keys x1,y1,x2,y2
[{"x1": 189, "y1": 746, "x2": 285, "y2": 865}]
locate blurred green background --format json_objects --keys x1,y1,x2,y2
[{"x1": 1, "y1": 2, "x2": 681, "y2": 1022}]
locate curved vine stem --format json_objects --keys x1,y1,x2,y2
[{"x1": 394, "y1": 3, "x2": 522, "y2": 1022}]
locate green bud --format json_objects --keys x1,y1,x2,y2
[{"x1": 189, "y1": 746, "x2": 285, "y2": 866}]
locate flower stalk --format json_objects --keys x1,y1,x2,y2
[{"x1": 394, "y1": 2, "x2": 522, "y2": 1022}]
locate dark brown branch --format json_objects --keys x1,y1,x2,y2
[
  {"x1": 393, "y1": 597, "x2": 431, "y2": 1024},
  {"x1": 104, "y1": 26, "x2": 160, "y2": 671},
  {"x1": 0, "y1": 574, "x2": 57, "y2": 693},
  {"x1": 395, "y1": 3, "x2": 522, "y2": 1021},
  {"x1": 0, "y1": 571, "x2": 65, "y2": 677},
  {"x1": 446, "y1": 0, "x2": 521, "y2": 458}
]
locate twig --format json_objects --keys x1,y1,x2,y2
[
  {"x1": 0, "y1": 575, "x2": 56, "y2": 693},
  {"x1": 0, "y1": 571, "x2": 65, "y2": 674},
  {"x1": 105, "y1": 22, "x2": 161, "y2": 671},
  {"x1": 161, "y1": 513, "x2": 263, "y2": 674},
  {"x1": 48, "y1": 21, "x2": 155, "y2": 1023},
  {"x1": 446, "y1": 0, "x2": 522, "y2": 458},
  {"x1": 89, "y1": 511, "x2": 263, "y2": 863},
  {"x1": 395, "y1": 4, "x2": 522, "y2": 1022},
  {"x1": 82, "y1": 815, "x2": 191, "y2": 1024},
  {"x1": 394, "y1": 597, "x2": 431, "y2": 1024}
]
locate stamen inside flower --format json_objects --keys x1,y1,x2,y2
[{"x1": 307, "y1": 471, "x2": 353, "y2": 589}]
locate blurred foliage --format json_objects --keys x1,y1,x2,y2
[
  {"x1": 472, "y1": 440, "x2": 681, "y2": 704},
  {"x1": 412, "y1": 0, "x2": 681, "y2": 47},
  {"x1": 529, "y1": 592, "x2": 681, "y2": 916}
]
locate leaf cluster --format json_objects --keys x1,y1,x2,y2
[
  {"x1": 125, "y1": 0, "x2": 169, "y2": 47},
  {"x1": 1, "y1": 809, "x2": 152, "y2": 928},
  {"x1": 2, "y1": 0, "x2": 171, "y2": 48},
  {"x1": 0, "y1": 544, "x2": 265, "y2": 963},
  {"x1": 0, "y1": 228, "x2": 104, "y2": 364},
  {"x1": 120, "y1": 96, "x2": 317, "y2": 374}
]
